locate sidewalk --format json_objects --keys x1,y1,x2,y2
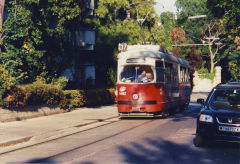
[{"x1": 0, "y1": 104, "x2": 118, "y2": 154}]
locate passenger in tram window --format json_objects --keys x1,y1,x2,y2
[
  {"x1": 138, "y1": 70, "x2": 149, "y2": 83},
  {"x1": 146, "y1": 73, "x2": 153, "y2": 81}
]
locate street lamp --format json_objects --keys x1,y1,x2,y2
[{"x1": 188, "y1": 15, "x2": 207, "y2": 19}]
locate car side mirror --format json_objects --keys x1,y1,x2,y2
[{"x1": 197, "y1": 98, "x2": 204, "y2": 105}]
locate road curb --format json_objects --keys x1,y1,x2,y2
[{"x1": 0, "y1": 137, "x2": 32, "y2": 149}]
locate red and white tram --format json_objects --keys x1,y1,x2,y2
[{"x1": 116, "y1": 44, "x2": 191, "y2": 117}]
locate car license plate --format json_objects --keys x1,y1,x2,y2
[
  {"x1": 132, "y1": 107, "x2": 140, "y2": 112},
  {"x1": 219, "y1": 126, "x2": 240, "y2": 132}
]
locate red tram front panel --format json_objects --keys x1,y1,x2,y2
[{"x1": 117, "y1": 83, "x2": 165, "y2": 113}]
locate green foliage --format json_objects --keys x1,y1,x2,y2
[
  {"x1": 228, "y1": 62, "x2": 240, "y2": 81},
  {"x1": 197, "y1": 67, "x2": 215, "y2": 81},
  {"x1": 33, "y1": 72, "x2": 49, "y2": 85},
  {"x1": 85, "y1": 88, "x2": 115, "y2": 106},
  {"x1": 207, "y1": 0, "x2": 240, "y2": 80},
  {"x1": 1, "y1": 83, "x2": 115, "y2": 109},
  {"x1": 175, "y1": 0, "x2": 210, "y2": 65},
  {"x1": 62, "y1": 90, "x2": 86, "y2": 109},
  {"x1": 51, "y1": 76, "x2": 69, "y2": 89},
  {"x1": 176, "y1": 0, "x2": 208, "y2": 43},
  {"x1": 0, "y1": 64, "x2": 16, "y2": 98},
  {"x1": 62, "y1": 88, "x2": 115, "y2": 109},
  {"x1": 2, "y1": 86, "x2": 28, "y2": 108},
  {"x1": 23, "y1": 83, "x2": 66, "y2": 106},
  {"x1": 1, "y1": 0, "x2": 92, "y2": 83},
  {"x1": 150, "y1": 23, "x2": 165, "y2": 44},
  {"x1": 160, "y1": 12, "x2": 175, "y2": 51},
  {"x1": 198, "y1": 67, "x2": 208, "y2": 75},
  {"x1": 107, "y1": 67, "x2": 117, "y2": 86},
  {"x1": 1, "y1": 0, "x2": 45, "y2": 83},
  {"x1": 207, "y1": 0, "x2": 240, "y2": 34}
]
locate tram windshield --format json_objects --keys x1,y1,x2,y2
[{"x1": 120, "y1": 65, "x2": 154, "y2": 83}]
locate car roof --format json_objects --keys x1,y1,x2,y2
[{"x1": 215, "y1": 82, "x2": 240, "y2": 89}]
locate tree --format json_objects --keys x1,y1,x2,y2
[
  {"x1": 176, "y1": 0, "x2": 229, "y2": 74},
  {"x1": 94, "y1": 0, "x2": 158, "y2": 86},
  {"x1": 0, "y1": 0, "x2": 5, "y2": 29},
  {"x1": 150, "y1": 21, "x2": 165, "y2": 45},
  {"x1": 0, "y1": 0, "x2": 5, "y2": 45},
  {"x1": 160, "y1": 12, "x2": 175, "y2": 51},
  {"x1": 207, "y1": 0, "x2": 240, "y2": 80},
  {"x1": 0, "y1": 0, "x2": 92, "y2": 83},
  {"x1": 202, "y1": 20, "x2": 226, "y2": 73},
  {"x1": 176, "y1": 0, "x2": 208, "y2": 43}
]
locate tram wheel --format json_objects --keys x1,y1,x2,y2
[{"x1": 161, "y1": 110, "x2": 170, "y2": 118}]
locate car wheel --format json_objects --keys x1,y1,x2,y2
[
  {"x1": 180, "y1": 103, "x2": 189, "y2": 111},
  {"x1": 194, "y1": 134, "x2": 205, "y2": 147}
]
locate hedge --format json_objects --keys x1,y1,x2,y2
[
  {"x1": 23, "y1": 84, "x2": 66, "y2": 106},
  {"x1": 62, "y1": 90, "x2": 86, "y2": 108},
  {"x1": 1, "y1": 86, "x2": 28, "y2": 108},
  {"x1": 62, "y1": 88, "x2": 115, "y2": 108},
  {"x1": 0, "y1": 84, "x2": 115, "y2": 109},
  {"x1": 85, "y1": 88, "x2": 115, "y2": 106}
]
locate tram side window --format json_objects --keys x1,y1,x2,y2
[
  {"x1": 156, "y1": 61, "x2": 164, "y2": 82},
  {"x1": 186, "y1": 68, "x2": 190, "y2": 82},
  {"x1": 180, "y1": 66, "x2": 186, "y2": 82},
  {"x1": 180, "y1": 66, "x2": 189, "y2": 83},
  {"x1": 165, "y1": 62, "x2": 173, "y2": 82},
  {"x1": 173, "y1": 64, "x2": 178, "y2": 82}
]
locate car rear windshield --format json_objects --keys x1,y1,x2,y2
[{"x1": 209, "y1": 89, "x2": 240, "y2": 110}]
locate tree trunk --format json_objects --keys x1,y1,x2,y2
[
  {"x1": 140, "y1": 25, "x2": 146, "y2": 44},
  {"x1": 210, "y1": 56, "x2": 215, "y2": 73},
  {"x1": 0, "y1": 0, "x2": 5, "y2": 47},
  {"x1": 208, "y1": 42, "x2": 215, "y2": 73},
  {"x1": 0, "y1": 0, "x2": 5, "y2": 29}
]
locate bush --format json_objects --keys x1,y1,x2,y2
[
  {"x1": 197, "y1": 67, "x2": 215, "y2": 81},
  {"x1": 1, "y1": 85, "x2": 116, "y2": 109},
  {"x1": 0, "y1": 65, "x2": 16, "y2": 99},
  {"x1": 107, "y1": 68, "x2": 117, "y2": 86},
  {"x1": 62, "y1": 88, "x2": 115, "y2": 108},
  {"x1": 2, "y1": 86, "x2": 28, "y2": 108},
  {"x1": 51, "y1": 76, "x2": 69, "y2": 89},
  {"x1": 62, "y1": 90, "x2": 86, "y2": 108},
  {"x1": 24, "y1": 84, "x2": 66, "y2": 106},
  {"x1": 197, "y1": 67, "x2": 208, "y2": 75},
  {"x1": 85, "y1": 88, "x2": 115, "y2": 106}
]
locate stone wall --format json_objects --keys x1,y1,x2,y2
[{"x1": 192, "y1": 66, "x2": 222, "y2": 92}]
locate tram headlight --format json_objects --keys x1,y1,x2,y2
[{"x1": 132, "y1": 94, "x2": 139, "y2": 100}]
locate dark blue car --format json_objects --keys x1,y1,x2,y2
[{"x1": 195, "y1": 82, "x2": 240, "y2": 147}]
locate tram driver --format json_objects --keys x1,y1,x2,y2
[{"x1": 138, "y1": 70, "x2": 150, "y2": 83}]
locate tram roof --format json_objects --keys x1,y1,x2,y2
[{"x1": 118, "y1": 47, "x2": 189, "y2": 67}]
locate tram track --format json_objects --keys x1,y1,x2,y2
[{"x1": 33, "y1": 118, "x2": 158, "y2": 163}]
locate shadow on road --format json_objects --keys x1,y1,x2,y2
[
  {"x1": 25, "y1": 158, "x2": 57, "y2": 163},
  {"x1": 118, "y1": 138, "x2": 240, "y2": 164},
  {"x1": 169, "y1": 102, "x2": 202, "y2": 123}
]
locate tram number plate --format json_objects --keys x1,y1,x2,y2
[
  {"x1": 132, "y1": 107, "x2": 141, "y2": 112},
  {"x1": 219, "y1": 126, "x2": 240, "y2": 132}
]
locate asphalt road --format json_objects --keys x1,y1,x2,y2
[{"x1": 0, "y1": 103, "x2": 239, "y2": 164}]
